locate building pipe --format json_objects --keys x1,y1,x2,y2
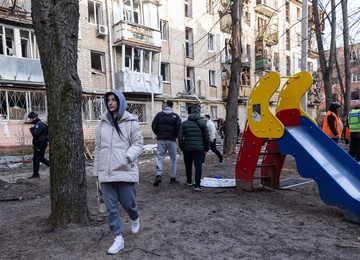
[{"x1": 106, "y1": 0, "x2": 115, "y2": 90}]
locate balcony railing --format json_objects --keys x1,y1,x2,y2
[
  {"x1": 113, "y1": 21, "x2": 161, "y2": 50},
  {"x1": 255, "y1": 58, "x2": 272, "y2": 71},
  {"x1": 256, "y1": 26, "x2": 278, "y2": 45},
  {"x1": 115, "y1": 70, "x2": 163, "y2": 95},
  {"x1": 0, "y1": 56, "x2": 44, "y2": 83},
  {"x1": 255, "y1": 0, "x2": 279, "y2": 17}
]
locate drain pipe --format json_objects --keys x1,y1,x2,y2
[{"x1": 106, "y1": 0, "x2": 115, "y2": 90}]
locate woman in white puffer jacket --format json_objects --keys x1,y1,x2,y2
[{"x1": 93, "y1": 90, "x2": 143, "y2": 255}]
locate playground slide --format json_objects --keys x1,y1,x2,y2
[{"x1": 277, "y1": 116, "x2": 360, "y2": 224}]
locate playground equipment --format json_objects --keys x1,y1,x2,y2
[{"x1": 235, "y1": 71, "x2": 360, "y2": 224}]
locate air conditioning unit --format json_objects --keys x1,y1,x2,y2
[{"x1": 97, "y1": 25, "x2": 108, "y2": 36}]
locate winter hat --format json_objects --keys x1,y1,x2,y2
[
  {"x1": 329, "y1": 103, "x2": 340, "y2": 113},
  {"x1": 355, "y1": 100, "x2": 360, "y2": 107},
  {"x1": 28, "y1": 112, "x2": 38, "y2": 119}
]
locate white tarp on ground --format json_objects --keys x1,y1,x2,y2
[{"x1": 201, "y1": 177, "x2": 314, "y2": 189}]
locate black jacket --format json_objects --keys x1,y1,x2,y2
[
  {"x1": 30, "y1": 118, "x2": 49, "y2": 146},
  {"x1": 152, "y1": 107, "x2": 181, "y2": 141}
]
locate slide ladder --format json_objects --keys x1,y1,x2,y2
[{"x1": 236, "y1": 72, "x2": 286, "y2": 191}]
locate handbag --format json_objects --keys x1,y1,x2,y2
[{"x1": 96, "y1": 180, "x2": 107, "y2": 213}]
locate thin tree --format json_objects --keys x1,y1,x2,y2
[
  {"x1": 223, "y1": 0, "x2": 242, "y2": 155},
  {"x1": 31, "y1": 0, "x2": 89, "y2": 225},
  {"x1": 313, "y1": 0, "x2": 337, "y2": 110},
  {"x1": 341, "y1": 0, "x2": 351, "y2": 117}
]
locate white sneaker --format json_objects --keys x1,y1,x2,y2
[
  {"x1": 108, "y1": 235, "x2": 124, "y2": 255},
  {"x1": 131, "y1": 218, "x2": 140, "y2": 234}
]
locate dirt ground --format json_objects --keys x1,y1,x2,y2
[{"x1": 1, "y1": 142, "x2": 360, "y2": 260}]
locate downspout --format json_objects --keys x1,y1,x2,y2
[{"x1": 106, "y1": 0, "x2": 115, "y2": 90}]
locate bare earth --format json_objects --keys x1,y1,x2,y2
[{"x1": 1, "y1": 144, "x2": 360, "y2": 260}]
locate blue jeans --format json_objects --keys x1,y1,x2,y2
[
  {"x1": 183, "y1": 150, "x2": 203, "y2": 187},
  {"x1": 156, "y1": 140, "x2": 178, "y2": 178}
]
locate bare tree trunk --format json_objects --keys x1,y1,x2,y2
[
  {"x1": 313, "y1": 0, "x2": 337, "y2": 110},
  {"x1": 223, "y1": 0, "x2": 242, "y2": 155},
  {"x1": 341, "y1": 0, "x2": 351, "y2": 116},
  {"x1": 32, "y1": 0, "x2": 89, "y2": 225}
]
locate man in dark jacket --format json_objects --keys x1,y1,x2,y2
[
  {"x1": 178, "y1": 108, "x2": 209, "y2": 191},
  {"x1": 28, "y1": 112, "x2": 50, "y2": 178},
  {"x1": 151, "y1": 101, "x2": 181, "y2": 186}
]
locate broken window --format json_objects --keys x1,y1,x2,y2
[
  {"x1": 161, "y1": 63, "x2": 170, "y2": 82},
  {"x1": 186, "y1": 66, "x2": 195, "y2": 94},
  {"x1": 185, "y1": 27, "x2": 193, "y2": 58},
  {"x1": 124, "y1": 46, "x2": 154, "y2": 73},
  {"x1": 88, "y1": 0, "x2": 103, "y2": 25},
  {"x1": 160, "y1": 20, "x2": 168, "y2": 40},
  {"x1": 91, "y1": 51, "x2": 105, "y2": 72},
  {"x1": 82, "y1": 95, "x2": 106, "y2": 120},
  {"x1": 0, "y1": 26, "x2": 39, "y2": 59},
  {"x1": 0, "y1": 90, "x2": 47, "y2": 120},
  {"x1": 127, "y1": 103, "x2": 146, "y2": 122}
]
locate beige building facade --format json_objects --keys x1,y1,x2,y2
[{"x1": 0, "y1": 0, "x2": 320, "y2": 148}]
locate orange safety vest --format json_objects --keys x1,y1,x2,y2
[
  {"x1": 322, "y1": 111, "x2": 340, "y2": 138},
  {"x1": 345, "y1": 126, "x2": 350, "y2": 140}
]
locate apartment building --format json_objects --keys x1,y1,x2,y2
[
  {"x1": 320, "y1": 43, "x2": 360, "y2": 115},
  {"x1": 0, "y1": 0, "x2": 320, "y2": 148}
]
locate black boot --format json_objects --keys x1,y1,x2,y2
[
  {"x1": 153, "y1": 175, "x2": 162, "y2": 186},
  {"x1": 170, "y1": 177, "x2": 180, "y2": 184}
]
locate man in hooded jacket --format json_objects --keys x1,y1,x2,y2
[
  {"x1": 178, "y1": 108, "x2": 209, "y2": 191},
  {"x1": 151, "y1": 100, "x2": 181, "y2": 186}
]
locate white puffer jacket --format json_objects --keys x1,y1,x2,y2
[{"x1": 93, "y1": 110, "x2": 144, "y2": 183}]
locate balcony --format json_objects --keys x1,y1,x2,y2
[
  {"x1": 0, "y1": 56, "x2": 44, "y2": 84},
  {"x1": 255, "y1": 58, "x2": 272, "y2": 71},
  {"x1": 255, "y1": 0, "x2": 279, "y2": 17},
  {"x1": 113, "y1": 21, "x2": 161, "y2": 51},
  {"x1": 256, "y1": 26, "x2": 278, "y2": 46},
  {"x1": 115, "y1": 70, "x2": 163, "y2": 95},
  {"x1": 219, "y1": 14, "x2": 231, "y2": 34},
  {"x1": 308, "y1": 41, "x2": 319, "y2": 59}
]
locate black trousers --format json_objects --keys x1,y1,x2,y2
[
  {"x1": 203, "y1": 138, "x2": 223, "y2": 163},
  {"x1": 183, "y1": 150, "x2": 203, "y2": 187},
  {"x1": 349, "y1": 137, "x2": 360, "y2": 162},
  {"x1": 33, "y1": 142, "x2": 50, "y2": 176}
]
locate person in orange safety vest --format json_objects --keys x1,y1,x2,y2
[{"x1": 322, "y1": 103, "x2": 341, "y2": 143}]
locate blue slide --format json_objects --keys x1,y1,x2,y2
[{"x1": 277, "y1": 116, "x2": 360, "y2": 224}]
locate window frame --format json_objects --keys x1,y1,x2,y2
[
  {"x1": 209, "y1": 70, "x2": 216, "y2": 87},
  {"x1": 88, "y1": 0, "x2": 103, "y2": 25},
  {"x1": 208, "y1": 33, "x2": 215, "y2": 52},
  {"x1": 185, "y1": 27, "x2": 194, "y2": 58},
  {"x1": 90, "y1": 50, "x2": 105, "y2": 72},
  {"x1": 161, "y1": 62, "x2": 170, "y2": 82},
  {"x1": 160, "y1": 20, "x2": 169, "y2": 41}
]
